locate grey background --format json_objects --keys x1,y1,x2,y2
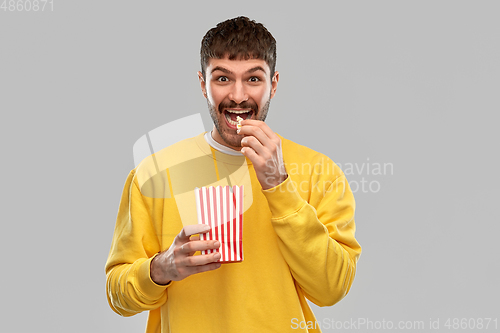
[{"x1": 1, "y1": 1, "x2": 499, "y2": 332}]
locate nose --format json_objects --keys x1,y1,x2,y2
[{"x1": 228, "y1": 81, "x2": 248, "y2": 104}]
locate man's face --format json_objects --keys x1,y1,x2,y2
[{"x1": 198, "y1": 57, "x2": 279, "y2": 150}]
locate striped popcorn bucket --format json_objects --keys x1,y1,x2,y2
[{"x1": 194, "y1": 185, "x2": 244, "y2": 263}]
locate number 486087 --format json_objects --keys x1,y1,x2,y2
[{"x1": 1, "y1": 0, "x2": 54, "y2": 11}]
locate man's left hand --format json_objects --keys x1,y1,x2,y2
[{"x1": 238, "y1": 119, "x2": 288, "y2": 190}]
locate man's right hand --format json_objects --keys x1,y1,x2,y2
[{"x1": 150, "y1": 224, "x2": 222, "y2": 285}]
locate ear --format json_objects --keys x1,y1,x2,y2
[
  {"x1": 198, "y1": 71, "x2": 207, "y2": 99},
  {"x1": 270, "y1": 71, "x2": 279, "y2": 99}
]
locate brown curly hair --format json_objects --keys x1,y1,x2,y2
[{"x1": 200, "y1": 16, "x2": 277, "y2": 80}]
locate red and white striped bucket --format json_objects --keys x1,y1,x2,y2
[{"x1": 194, "y1": 185, "x2": 244, "y2": 263}]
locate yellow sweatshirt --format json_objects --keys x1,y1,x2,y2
[{"x1": 105, "y1": 132, "x2": 361, "y2": 333}]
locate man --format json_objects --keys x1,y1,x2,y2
[{"x1": 106, "y1": 16, "x2": 361, "y2": 333}]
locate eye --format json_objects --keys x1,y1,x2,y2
[
  {"x1": 217, "y1": 76, "x2": 228, "y2": 82},
  {"x1": 249, "y1": 76, "x2": 260, "y2": 82}
]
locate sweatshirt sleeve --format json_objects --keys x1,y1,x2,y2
[
  {"x1": 105, "y1": 170, "x2": 169, "y2": 317},
  {"x1": 261, "y1": 171, "x2": 361, "y2": 307}
]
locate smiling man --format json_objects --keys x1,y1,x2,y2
[
  {"x1": 199, "y1": 55, "x2": 287, "y2": 190},
  {"x1": 106, "y1": 16, "x2": 361, "y2": 333},
  {"x1": 201, "y1": 56, "x2": 277, "y2": 145}
]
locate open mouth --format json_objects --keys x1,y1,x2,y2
[{"x1": 224, "y1": 109, "x2": 253, "y2": 128}]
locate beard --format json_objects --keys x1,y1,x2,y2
[{"x1": 207, "y1": 96, "x2": 271, "y2": 148}]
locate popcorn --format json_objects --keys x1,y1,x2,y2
[{"x1": 236, "y1": 116, "x2": 243, "y2": 130}]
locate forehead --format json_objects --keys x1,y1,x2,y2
[{"x1": 206, "y1": 57, "x2": 271, "y2": 76}]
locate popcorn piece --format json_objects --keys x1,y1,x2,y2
[{"x1": 236, "y1": 116, "x2": 243, "y2": 129}]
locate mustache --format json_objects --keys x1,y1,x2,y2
[{"x1": 218, "y1": 101, "x2": 258, "y2": 112}]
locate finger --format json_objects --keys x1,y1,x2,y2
[
  {"x1": 240, "y1": 119, "x2": 276, "y2": 140},
  {"x1": 240, "y1": 126, "x2": 281, "y2": 158},
  {"x1": 179, "y1": 239, "x2": 221, "y2": 255},
  {"x1": 187, "y1": 235, "x2": 201, "y2": 255},
  {"x1": 239, "y1": 124, "x2": 274, "y2": 149},
  {"x1": 183, "y1": 252, "x2": 221, "y2": 267},
  {"x1": 178, "y1": 224, "x2": 211, "y2": 242},
  {"x1": 241, "y1": 146, "x2": 259, "y2": 165},
  {"x1": 241, "y1": 135, "x2": 268, "y2": 157}
]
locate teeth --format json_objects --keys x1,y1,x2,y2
[
  {"x1": 225, "y1": 113, "x2": 239, "y2": 126},
  {"x1": 224, "y1": 110, "x2": 252, "y2": 127},
  {"x1": 226, "y1": 109, "x2": 251, "y2": 114}
]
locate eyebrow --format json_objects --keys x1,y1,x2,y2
[{"x1": 211, "y1": 66, "x2": 267, "y2": 75}]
